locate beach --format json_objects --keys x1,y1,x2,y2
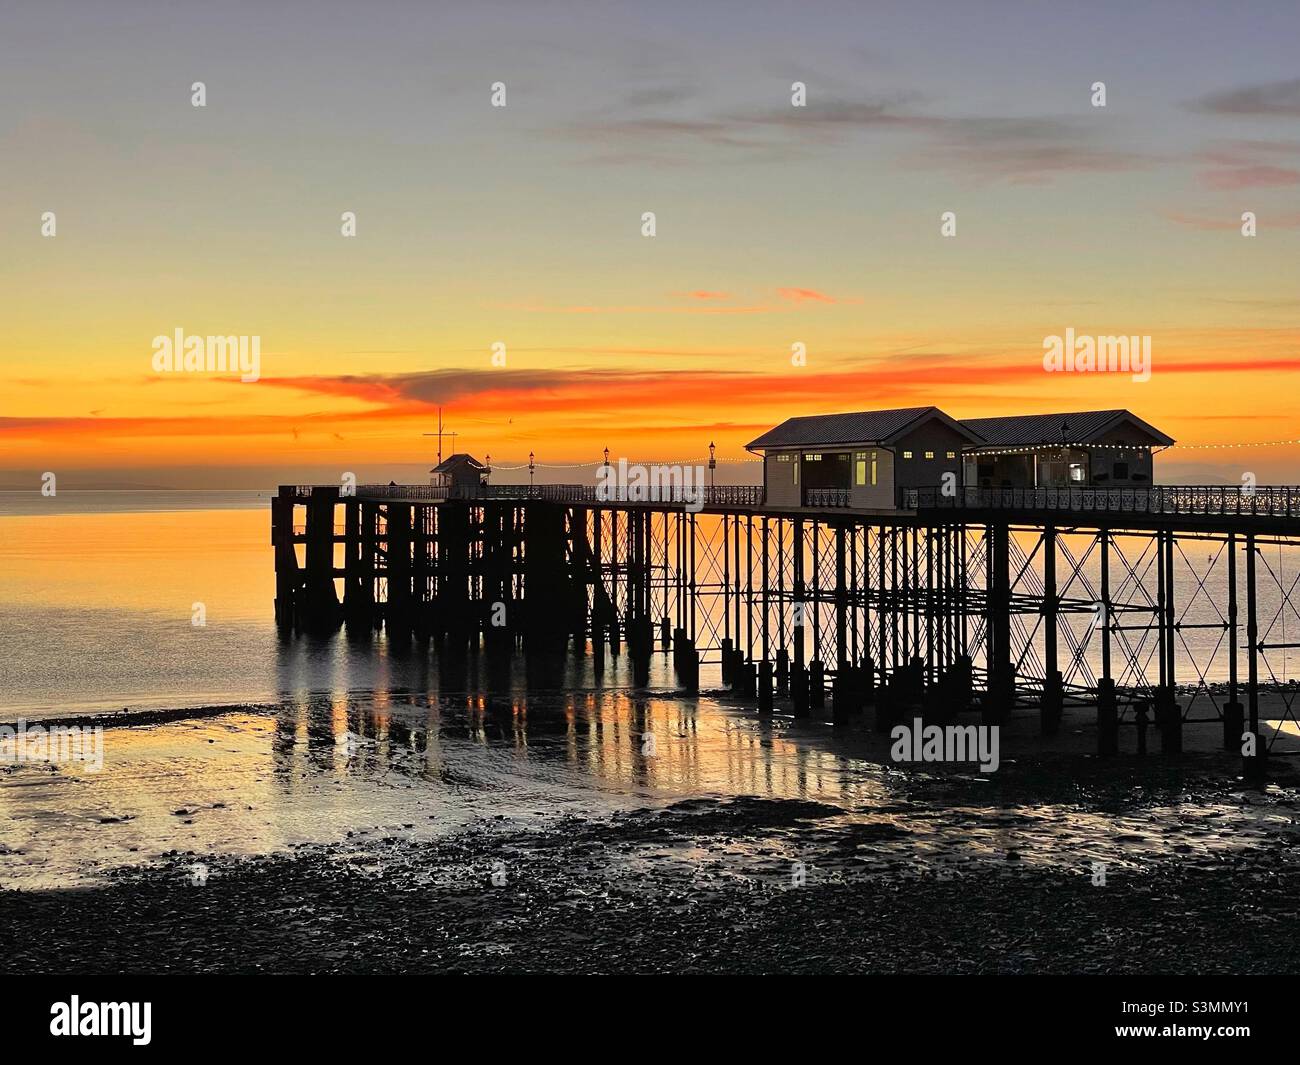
[
  {"x1": 3, "y1": 494, "x2": 1300, "y2": 975},
  {"x1": 3, "y1": 693, "x2": 1299, "y2": 974}
]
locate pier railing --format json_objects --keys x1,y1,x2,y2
[
  {"x1": 805, "y1": 488, "x2": 851, "y2": 508},
  {"x1": 281, "y1": 481, "x2": 1299, "y2": 519},
  {"x1": 286, "y1": 484, "x2": 767, "y2": 506},
  {"x1": 902, "y1": 484, "x2": 1300, "y2": 518}
]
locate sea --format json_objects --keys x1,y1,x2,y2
[{"x1": 0, "y1": 490, "x2": 1294, "y2": 889}]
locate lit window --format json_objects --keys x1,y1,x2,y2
[
  {"x1": 870, "y1": 458, "x2": 877, "y2": 486},
  {"x1": 855, "y1": 460, "x2": 866, "y2": 485},
  {"x1": 902, "y1": 451, "x2": 913, "y2": 459},
  {"x1": 924, "y1": 451, "x2": 935, "y2": 460},
  {"x1": 946, "y1": 451, "x2": 956, "y2": 459}
]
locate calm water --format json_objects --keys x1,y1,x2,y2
[
  {"x1": 2, "y1": 490, "x2": 665, "y2": 716},
  {"x1": 2, "y1": 492, "x2": 1297, "y2": 889},
  {"x1": 2, "y1": 491, "x2": 1297, "y2": 717}
]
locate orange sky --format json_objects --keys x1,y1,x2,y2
[
  {"x1": 6, "y1": 318, "x2": 1300, "y2": 485},
  {"x1": 2, "y1": 4, "x2": 1298, "y2": 487}
]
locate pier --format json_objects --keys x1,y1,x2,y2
[{"x1": 272, "y1": 481, "x2": 1300, "y2": 775}]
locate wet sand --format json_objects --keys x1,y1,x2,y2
[
  {"x1": 3, "y1": 785, "x2": 1299, "y2": 974},
  {"x1": 2, "y1": 691, "x2": 1299, "y2": 973}
]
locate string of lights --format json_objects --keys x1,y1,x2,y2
[
  {"x1": 927, "y1": 440, "x2": 1300, "y2": 458},
  {"x1": 1170, "y1": 438, "x2": 1300, "y2": 451},
  {"x1": 489, "y1": 438, "x2": 1300, "y2": 468},
  {"x1": 487, "y1": 456, "x2": 762, "y2": 470},
  {"x1": 481, "y1": 436, "x2": 1300, "y2": 470}
]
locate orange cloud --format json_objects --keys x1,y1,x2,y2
[
  {"x1": 777, "y1": 287, "x2": 838, "y2": 304},
  {"x1": 6, "y1": 347, "x2": 1300, "y2": 477}
]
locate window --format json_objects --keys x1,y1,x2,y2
[
  {"x1": 871, "y1": 457, "x2": 878, "y2": 486},
  {"x1": 902, "y1": 450, "x2": 913, "y2": 459},
  {"x1": 946, "y1": 451, "x2": 956, "y2": 460},
  {"x1": 924, "y1": 451, "x2": 935, "y2": 460},
  {"x1": 776, "y1": 454, "x2": 791, "y2": 462},
  {"x1": 855, "y1": 459, "x2": 866, "y2": 486}
]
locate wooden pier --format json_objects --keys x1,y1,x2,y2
[{"x1": 272, "y1": 482, "x2": 1300, "y2": 774}]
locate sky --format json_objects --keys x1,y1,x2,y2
[{"x1": 1, "y1": 0, "x2": 1298, "y2": 488}]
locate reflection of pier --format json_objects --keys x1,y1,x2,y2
[{"x1": 272, "y1": 482, "x2": 1300, "y2": 776}]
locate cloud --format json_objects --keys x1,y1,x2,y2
[
  {"x1": 502, "y1": 287, "x2": 860, "y2": 314},
  {"x1": 1193, "y1": 78, "x2": 1300, "y2": 117},
  {"x1": 777, "y1": 287, "x2": 838, "y2": 304},
  {"x1": 239, "y1": 355, "x2": 1300, "y2": 415},
  {"x1": 1198, "y1": 139, "x2": 1300, "y2": 164},
  {"x1": 559, "y1": 93, "x2": 935, "y2": 154},
  {"x1": 621, "y1": 85, "x2": 699, "y2": 110},
  {"x1": 504, "y1": 300, "x2": 778, "y2": 315},
  {"x1": 8, "y1": 355, "x2": 1300, "y2": 465},
  {"x1": 902, "y1": 116, "x2": 1159, "y2": 182},
  {"x1": 559, "y1": 91, "x2": 1158, "y2": 181},
  {"x1": 1199, "y1": 164, "x2": 1300, "y2": 190},
  {"x1": 257, "y1": 367, "x2": 649, "y2": 407},
  {"x1": 1188, "y1": 138, "x2": 1300, "y2": 191}
]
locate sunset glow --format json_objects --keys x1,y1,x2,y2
[{"x1": 2, "y1": 2, "x2": 1297, "y2": 485}]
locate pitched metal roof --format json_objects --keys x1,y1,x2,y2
[
  {"x1": 430, "y1": 453, "x2": 485, "y2": 473},
  {"x1": 959, "y1": 410, "x2": 1173, "y2": 448},
  {"x1": 745, "y1": 407, "x2": 982, "y2": 450}
]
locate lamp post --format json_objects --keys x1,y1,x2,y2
[
  {"x1": 485, "y1": 453, "x2": 491, "y2": 487},
  {"x1": 1058, "y1": 420, "x2": 1071, "y2": 489},
  {"x1": 528, "y1": 451, "x2": 535, "y2": 490},
  {"x1": 708, "y1": 440, "x2": 716, "y2": 491}
]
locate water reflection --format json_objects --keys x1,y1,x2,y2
[
  {"x1": 262, "y1": 675, "x2": 870, "y2": 807},
  {"x1": 5, "y1": 500, "x2": 1298, "y2": 718},
  {"x1": 3, "y1": 673, "x2": 1295, "y2": 891}
]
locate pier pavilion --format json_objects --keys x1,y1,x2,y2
[
  {"x1": 744, "y1": 406, "x2": 1174, "y2": 508},
  {"x1": 744, "y1": 406, "x2": 981, "y2": 509},
  {"x1": 958, "y1": 409, "x2": 1174, "y2": 489}
]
